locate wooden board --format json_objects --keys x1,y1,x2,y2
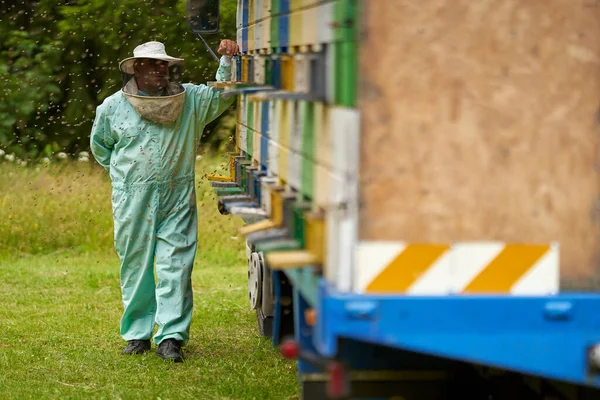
[{"x1": 357, "y1": 0, "x2": 600, "y2": 287}]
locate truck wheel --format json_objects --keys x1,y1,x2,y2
[{"x1": 248, "y1": 249, "x2": 274, "y2": 339}]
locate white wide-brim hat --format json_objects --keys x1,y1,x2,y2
[{"x1": 119, "y1": 41, "x2": 184, "y2": 75}]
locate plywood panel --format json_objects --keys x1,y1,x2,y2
[{"x1": 358, "y1": 0, "x2": 600, "y2": 285}]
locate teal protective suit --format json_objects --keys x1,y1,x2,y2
[{"x1": 90, "y1": 56, "x2": 235, "y2": 345}]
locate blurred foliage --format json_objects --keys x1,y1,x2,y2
[{"x1": 0, "y1": 0, "x2": 237, "y2": 161}]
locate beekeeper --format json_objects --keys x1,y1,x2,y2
[{"x1": 90, "y1": 39, "x2": 239, "y2": 362}]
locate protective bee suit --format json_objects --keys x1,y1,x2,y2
[{"x1": 90, "y1": 41, "x2": 235, "y2": 347}]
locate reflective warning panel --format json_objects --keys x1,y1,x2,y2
[{"x1": 355, "y1": 242, "x2": 559, "y2": 295}]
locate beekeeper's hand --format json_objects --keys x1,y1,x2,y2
[{"x1": 218, "y1": 39, "x2": 239, "y2": 57}]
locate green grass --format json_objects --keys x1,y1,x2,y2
[{"x1": 0, "y1": 156, "x2": 300, "y2": 399}]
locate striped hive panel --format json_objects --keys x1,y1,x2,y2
[
  {"x1": 262, "y1": 0, "x2": 271, "y2": 20},
  {"x1": 247, "y1": 55, "x2": 255, "y2": 82},
  {"x1": 335, "y1": 41, "x2": 358, "y2": 107},
  {"x1": 261, "y1": 20, "x2": 268, "y2": 51},
  {"x1": 294, "y1": 54, "x2": 310, "y2": 93},
  {"x1": 288, "y1": 147, "x2": 302, "y2": 191},
  {"x1": 271, "y1": 56, "x2": 282, "y2": 89},
  {"x1": 281, "y1": 100, "x2": 295, "y2": 184},
  {"x1": 237, "y1": 0, "x2": 243, "y2": 28},
  {"x1": 290, "y1": 101, "x2": 304, "y2": 154},
  {"x1": 258, "y1": 19, "x2": 269, "y2": 50},
  {"x1": 255, "y1": 21, "x2": 262, "y2": 51},
  {"x1": 242, "y1": 0, "x2": 249, "y2": 26},
  {"x1": 314, "y1": 163, "x2": 329, "y2": 208},
  {"x1": 260, "y1": 134, "x2": 269, "y2": 169},
  {"x1": 246, "y1": 100, "x2": 254, "y2": 156},
  {"x1": 266, "y1": 100, "x2": 278, "y2": 171},
  {"x1": 264, "y1": 57, "x2": 272, "y2": 84},
  {"x1": 261, "y1": 99, "x2": 270, "y2": 137},
  {"x1": 261, "y1": 20, "x2": 271, "y2": 51},
  {"x1": 235, "y1": 97, "x2": 242, "y2": 150},
  {"x1": 254, "y1": 0, "x2": 262, "y2": 22},
  {"x1": 271, "y1": 100, "x2": 285, "y2": 178},
  {"x1": 248, "y1": 0, "x2": 254, "y2": 24},
  {"x1": 288, "y1": 102, "x2": 305, "y2": 191},
  {"x1": 277, "y1": 142, "x2": 289, "y2": 184},
  {"x1": 301, "y1": 102, "x2": 316, "y2": 199},
  {"x1": 256, "y1": 100, "x2": 268, "y2": 169},
  {"x1": 355, "y1": 243, "x2": 560, "y2": 295},
  {"x1": 249, "y1": 24, "x2": 255, "y2": 52},
  {"x1": 302, "y1": 0, "x2": 323, "y2": 8},
  {"x1": 325, "y1": 205, "x2": 356, "y2": 292},
  {"x1": 298, "y1": 151, "x2": 315, "y2": 200},
  {"x1": 235, "y1": 56, "x2": 242, "y2": 81},
  {"x1": 260, "y1": 176, "x2": 278, "y2": 214},
  {"x1": 289, "y1": 9, "x2": 302, "y2": 48},
  {"x1": 237, "y1": 29, "x2": 243, "y2": 54},
  {"x1": 279, "y1": 12, "x2": 289, "y2": 49},
  {"x1": 278, "y1": 100, "x2": 291, "y2": 150},
  {"x1": 267, "y1": 99, "x2": 278, "y2": 141},
  {"x1": 314, "y1": 103, "x2": 333, "y2": 169},
  {"x1": 252, "y1": 102, "x2": 262, "y2": 164},
  {"x1": 290, "y1": 0, "x2": 302, "y2": 11},
  {"x1": 254, "y1": 56, "x2": 265, "y2": 84},
  {"x1": 281, "y1": 55, "x2": 295, "y2": 91},
  {"x1": 242, "y1": 27, "x2": 248, "y2": 53},
  {"x1": 253, "y1": 98, "x2": 262, "y2": 134},
  {"x1": 241, "y1": 94, "x2": 248, "y2": 127},
  {"x1": 241, "y1": 56, "x2": 249, "y2": 82},
  {"x1": 301, "y1": 7, "x2": 319, "y2": 48},
  {"x1": 325, "y1": 43, "x2": 336, "y2": 104},
  {"x1": 286, "y1": 100, "x2": 295, "y2": 149},
  {"x1": 304, "y1": 211, "x2": 326, "y2": 262},
  {"x1": 270, "y1": 16, "x2": 279, "y2": 50},
  {"x1": 330, "y1": 106, "x2": 359, "y2": 177},
  {"x1": 253, "y1": 130, "x2": 261, "y2": 166},
  {"x1": 327, "y1": 170, "x2": 347, "y2": 206},
  {"x1": 231, "y1": 57, "x2": 238, "y2": 82},
  {"x1": 325, "y1": 206, "x2": 341, "y2": 283},
  {"x1": 268, "y1": 139, "x2": 278, "y2": 176},
  {"x1": 317, "y1": 1, "x2": 336, "y2": 44},
  {"x1": 334, "y1": 0, "x2": 358, "y2": 42},
  {"x1": 309, "y1": 52, "x2": 326, "y2": 99},
  {"x1": 239, "y1": 124, "x2": 248, "y2": 153}
]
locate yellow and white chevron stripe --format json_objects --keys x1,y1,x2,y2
[{"x1": 355, "y1": 242, "x2": 559, "y2": 295}]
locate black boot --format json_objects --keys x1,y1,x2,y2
[
  {"x1": 122, "y1": 339, "x2": 151, "y2": 355},
  {"x1": 156, "y1": 338, "x2": 184, "y2": 362}
]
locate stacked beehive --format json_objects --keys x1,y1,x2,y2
[{"x1": 211, "y1": 0, "x2": 361, "y2": 293}]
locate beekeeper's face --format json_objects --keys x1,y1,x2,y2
[{"x1": 133, "y1": 58, "x2": 169, "y2": 93}]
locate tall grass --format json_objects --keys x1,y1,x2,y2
[
  {"x1": 0, "y1": 155, "x2": 243, "y2": 262},
  {"x1": 0, "y1": 161, "x2": 113, "y2": 255},
  {"x1": 0, "y1": 155, "x2": 300, "y2": 399}
]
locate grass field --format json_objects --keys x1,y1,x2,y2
[{"x1": 0, "y1": 156, "x2": 299, "y2": 399}]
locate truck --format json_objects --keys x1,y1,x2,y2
[{"x1": 186, "y1": 0, "x2": 600, "y2": 398}]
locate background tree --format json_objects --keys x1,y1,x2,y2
[{"x1": 0, "y1": 0, "x2": 237, "y2": 160}]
